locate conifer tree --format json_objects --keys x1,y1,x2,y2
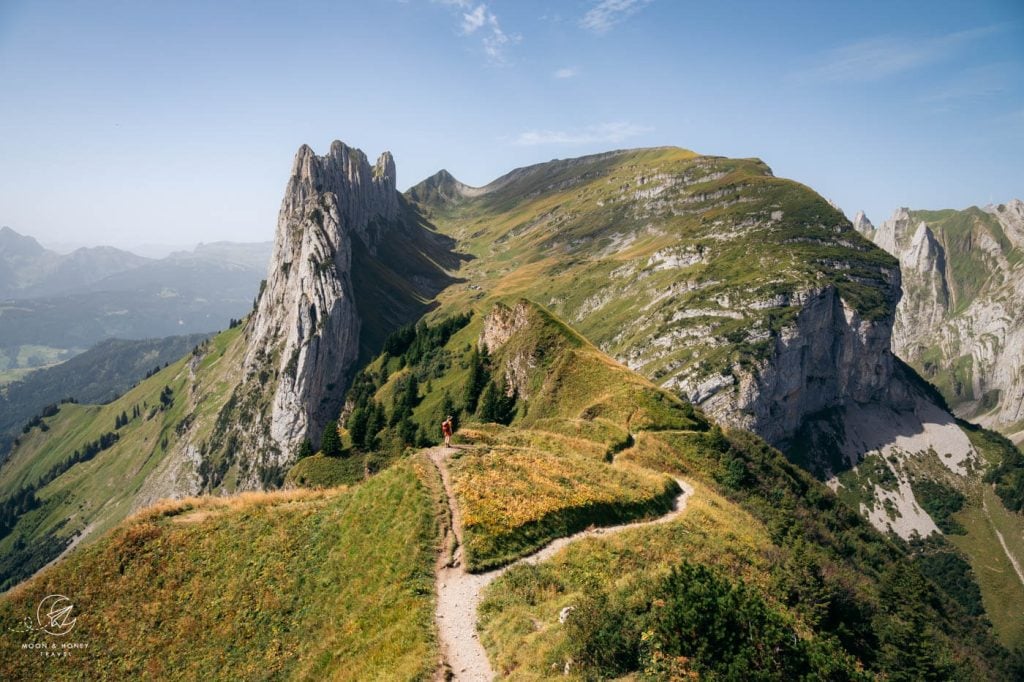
[{"x1": 320, "y1": 420, "x2": 342, "y2": 457}]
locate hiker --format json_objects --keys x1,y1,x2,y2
[{"x1": 441, "y1": 415, "x2": 454, "y2": 448}]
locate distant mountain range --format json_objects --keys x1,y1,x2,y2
[{"x1": 0, "y1": 226, "x2": 271, "y2": 366}]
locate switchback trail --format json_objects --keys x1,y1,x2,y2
[{"x1": 426, "y1": 446, "x2": 693, "y2": 681}]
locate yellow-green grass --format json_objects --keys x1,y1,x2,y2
[
  {"x1": 449, "y1": 442, "x2": 679, "y2": 571},
  {"x1": 477, "y1": 476, "x2": 774, "y2": 679},
  {"x1": 418, "y1": 146, "x2": 897, "y2": 404},
  {"x1": 0, "y1": 325, "x2": 246, "y2": 584},
  {"x1": 0, "y1": 457, "x2": 441, "y2": 681},
  {"x1": 949, "y1": 487, "x2": 1024, "y2": 648}
]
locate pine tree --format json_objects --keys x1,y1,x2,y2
[
  {"x1": 367, "y1": 401, "x2": 386, "y2": 449},
  {"x1": 495, "y1": 374, "x2": 517, "y2": 425},
  {"x1": 463, "y1": 346, "x2": 489, "y2": 414},
  {"x1": 348, "y1": 406, "x2": 369, "y2": 449},
  {"x1": 320, "y1": 420, "x2": 342, "y2": 457},
  {"x1": 398, "y1": 417, "x2": 418, "y2": 445},
  {"x1": 440, "y1": 391, "x2": 459, "y2": 430},
  {"x1": 296, "y1": 439, "x2": 313, "y2": 459},
  {"x1": 477, "y1": 381, "x2": 500, "y2": 422}
]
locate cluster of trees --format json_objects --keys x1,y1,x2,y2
[
  {"x1": 978, "y1": 427, "x2": 1024, "y2": 512},
  {"x1": 463, "y1": 346, "x2": 517, "y2": 425},
  {"x1": 381, "y1": 313, "x2": 471, "y2": 365},
  {"x1": 318, "y1": 312, "x2": 524, "y2": 461},
  {"x1": 113, "y1": 405, "x2": 143, "y2": 430},
  {"x1": 20, "y1": 400, "x2": 76, "y2": 435},
  {"x1": 0, "y1": 486, "x2": 39, "y2": 540},
  {"x1": 227, "y1": 317, "x2": 244, "y2": 329},
  {"x1": 159, "y1": 385, "x2": 174, "y2": 409},
  {"x1": 567, "y1": 560, "x2": 862, "y2": 678}
]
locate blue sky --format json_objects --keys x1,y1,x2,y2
[{"x1": 0, "y1": 0, "x2": 1021, "y2": 250}]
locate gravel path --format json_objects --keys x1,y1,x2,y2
[{"x1": 427, "y1": 446, "x2": 693, "y2": 681}]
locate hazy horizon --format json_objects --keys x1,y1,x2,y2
[{"x1": 1, "y1": 0, "x2": 1021, "y2": 248}]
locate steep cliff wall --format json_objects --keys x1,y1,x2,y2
[
  {"x1": 243, "y1": 141, "x2": 397, "y2": 454},
  {"x1": 694, "y1": 282, "x2": 903, "y2": 444},
  {"x1": 866, "y1": 200, "x2": 1024, "y2": 443},
  {"x1": 201, "y1": 140, "x2": 457, "y2": 489}
]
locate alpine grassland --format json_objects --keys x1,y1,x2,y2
[
  {"x1": 413, "y1": 147, "x2": 898, "y2": 395},
  {"x1": 0, "y1": 458, "x2": 441, "y2": 680},
  {"x1": 335, "y1": 298, "x2": 1019, "y2": 678}
]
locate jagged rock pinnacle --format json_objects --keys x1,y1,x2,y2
[{"x1": 243, "y1": 140, "x2": 401, "y2": 464}]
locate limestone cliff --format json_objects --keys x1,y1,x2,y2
[
  {"x1": 865, "y1": 200, "x2": 1024, "y2": 443},
  {"x1": 243, "y1": 141, "x2": 396, "y2": 455},
  {"x1": 203, "y1": 140, "x2": 457, "y2": 489},
  {"x1": 692, "y1": 281, "x2": 903, "y2": 445}
]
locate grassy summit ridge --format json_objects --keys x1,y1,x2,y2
[
  {"x1": 413, "y1": 147, "x2": 897, "y2": 403},
  {"x1": 331, "y1": 299, "x2": 1015, "y2": 677}
]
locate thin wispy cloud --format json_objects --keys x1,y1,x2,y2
[
  {"x1": 512, "y1": 121, "x2": 652, "y2": 146},
  {"x1": 553, "y1": 66, "x2": 579, "y2": 79},
  {"x1": 921, "y1": 62, "x2": 1010, "y2": 104},
  {"x1": 794, "y1": 24, "x2": 1005, "y2": 83},
  {"x1": 580, "y1": 0, "x2": 654, "y2": 35},
  {"x1": 433, "y1": 0, "x2": 519, "y2": 63}
]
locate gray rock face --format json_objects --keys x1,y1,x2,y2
[
  {"x1": 244, "y1": 141, "x2": 400, "y2": 460},
  {"x1": 697, "y1": 282, "x2": 903, "y2": 444},
  {"x1": 873, "y1": 207, "x2": 916, "y2": 256},
  {"x1": 852, "y1": 210, "x2": 875, "y2": 237},
  {"x1": 480, "y1": 300, "x2": 535, "y2": 399}
]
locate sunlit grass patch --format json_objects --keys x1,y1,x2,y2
[{"x1": 450, "y1": 445, "x2": 679, "y2": 571}]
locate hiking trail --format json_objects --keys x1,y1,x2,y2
[{"x1": 426, "y1": 445, "x2": 693, "y2": 681}]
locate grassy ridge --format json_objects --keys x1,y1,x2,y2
[
  {"x1": 479, "y1": 425, "x2": 1015, "y2": 679},
  {"x1": 341, "y1": 299, "x2": 708, "y2": 572},
  {"x1": 0, "y1": 458, "x2": 441, "y2": 680}
]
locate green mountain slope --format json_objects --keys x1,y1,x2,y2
[
  {"x1": 0, "y1": 326, "x2": 246, "y2": 590},
  {"x1": 3, "y1": 299, "x2": 1020, "y2": 679},
  {"x1": 409, "y1": 146, "x2": 900, "y2": 446},
  {"x1": 0, "y1": 333, "x2": 212, "y2": 458}
]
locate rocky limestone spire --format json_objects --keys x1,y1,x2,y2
[
  {"x1": 903, "y1": 221, "x2": 944, "y2": 274},
  {"x1": 873, "y1": 207, "x2": 915, "y2": 256},
  {"x1": 244, "y1": 140, "x2": 400, "y2": 457},
  {"x1": 852, "y1": 210, "x2": 875, "y2": 237},
  {"x1": 984, "y1": 198, "x2": 1024, "y2": 250}
]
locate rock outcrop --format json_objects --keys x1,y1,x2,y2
[
  {"x1": 241, "y1": 142, "x2": 400, "y2": 461},
  {"x1": 852, "y1": 210, "x2": 875, "y2": 237},
  {"x1": 695, "y1": 282, "x2": 903, "y2": 445},
  {"x1": 866, "y1": 201, "x2": 1024, "y2": 442}
]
